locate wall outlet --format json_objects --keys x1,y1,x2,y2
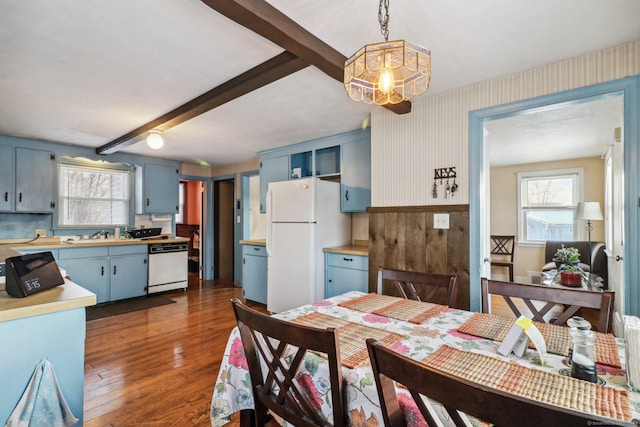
[
  {"x1": 35, "y1": 228, "x2": 47, "y2": 237},
  {"x1": 434, "y1": 213, "x2": 450, "y2": 229}
]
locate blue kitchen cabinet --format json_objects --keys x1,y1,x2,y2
[
  {"x1": 341, "y1": 137, "x2": 371, "y2": 212},
  {"x1": 259, "y1": 155, "x2": 289, "y2": 213},
  {"x1": 0, "y1": 308, "x2": 87, "y2": 425},
  {"x1": 258, "y1": 129, "x2": 371, "y2": 213},
  {"x1": 109, "y1": 245, "x2": 148, "y2": 301},
  {"x1": 136, "y1": 163, "x2": 179, "y2": 214},
  {"x1": 325, "y1": 253, "x2": 368, "y2": 298},
  {"x1": 315, "y1": 145, "x2": 340, "y2": 177},
  {"x1": 242, "y1": 244, "x2": 267, "y2": 304},
  {"x1": 60, "y1": 257, "x2": 109, "y2": 303},
  {"x1": 0, "y1": 144, "x2": 13, "y2": 212},
  {"x1": 58, "y1": 245, "x2": 147, "y2": 303},
  {"x1": 15, "y1": 147, "x2": 56, "y2": 213},
  {"x1": 0, "y1": 146, "x2": 55, "y2": 213},
  {"x1": 58, "y1": 247, "x2": 110, "y2": 303}
]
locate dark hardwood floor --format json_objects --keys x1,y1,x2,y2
[
  {"x1": 81, "y1": 273, "x2": 573, "y2": 426},
  {"x1": 83, "y1": 273, "x2": 264, "y2": 426}
]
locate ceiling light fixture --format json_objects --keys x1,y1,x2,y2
[
  {"x1": 344, "y1": 0, "x2": 431, "y2": 105},
  {"x1": 146, "y1": 130, "x2": 164, "y2": 149}
]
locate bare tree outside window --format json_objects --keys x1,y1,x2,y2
[{"x1": 59, "y1": 165, "x2": 130, "y2": 227}]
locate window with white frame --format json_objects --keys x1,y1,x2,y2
[
  {"x1": 517, "y1": 168, "x2": 583, "y2": 244},
  {"x1": 58, "y1": 163, "x2": 131, "y2": 227}
]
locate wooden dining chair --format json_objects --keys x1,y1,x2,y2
[
  {"x1": 365, "y1": 338, "x2": 631, "y2": 427},
  {"x1": 231, "y1": 298, "x2": 345, "y2": 427},
  {"x1": 376, "y1": 266, "x2": 459, "y2": 307},
  {"x1": 490, "y1": 235, "x2": 515, "y2": 282},
  {"x1": 481, "y1": 278, "x2": 614, "y2": 333}
]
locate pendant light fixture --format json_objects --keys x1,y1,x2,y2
[
  {"x1": 146, "y1": 130, "x2": 164, "y2": 149},
  {"x1": 344, "y1": 0, "x2": 431, "y2": 105}
]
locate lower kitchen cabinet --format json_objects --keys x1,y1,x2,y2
[
  {"x1": 59, "y1": 255, "x2": 109, "y2": 303},
  {"x1": 242, "y1": 245, "x2": 267, "y2": 304},
  {"x1": 109, "y1": 245, "x2": 148, "y2": 300},
  {"x1": 57, "y1": 245, "x2": 147, "y2": 303},
  {"x1": 325, "y1": 253, "x2": 368, "y2": 298}
]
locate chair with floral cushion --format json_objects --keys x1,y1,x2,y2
[{"x1": 231, "y1": 298, "x2": 345, "y2": 427}]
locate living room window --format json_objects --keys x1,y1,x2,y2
[
  {"x1": 517, "y1": 168, "x2": 584, "y2": 244},
  {"x1": 58, "y1": 163, "x2": 131, "y2": 227}
]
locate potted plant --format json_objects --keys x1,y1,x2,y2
[
  {"x1": 553, "y1": 245, "x2": 586, "y2": 287},
  {"x1": 552, "y1": 245, "x2": 581, "y2": 268},
  {"x1": 557, "y1": 262, "x2": 587, "y2": 287}
]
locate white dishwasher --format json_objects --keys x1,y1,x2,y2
[{"x1": 147, "y1": 242, "x2": 188, "y2": 293}]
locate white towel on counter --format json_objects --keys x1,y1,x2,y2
[{"x1": 5, "y1": 359, "x2": 78, "y2": 427}]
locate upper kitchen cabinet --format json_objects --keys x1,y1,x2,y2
[
  {"x1": 259, "y1": 155, "x2": 288, "y2": 213},
  {"x1": 16, "y1": 148, "x2": 57, "y2": 212},
  {"x1": 341, "y1": 137, "x2": 371, "y2": 212},
  {"x1": 0, "y1": 144, "x2": 13, "y2": 211},
  {"x1": 136, "y1": 163, "x2": 179, "y2": 214},
  {"x1": 0, "y1": 145, "x2": 56, "y2": 213},
  {"x1": 258, "y1": 128, "x2": 370, "y2": 213}
]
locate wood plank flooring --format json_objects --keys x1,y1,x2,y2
[
  {"x1": 82, "y1": 275, "x2": 564, "y2": 426},
  {"x1": 83, "y1": 275, "x2": 261, "y2": 426}
]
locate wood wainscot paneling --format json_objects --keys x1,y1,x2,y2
[{"x1": 367, "y1": 205, "x2": 470, "y2": 310}]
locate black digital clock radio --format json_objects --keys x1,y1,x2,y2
[{"x1": 5, "y1": 251, "x2": 65, "y2": 297}]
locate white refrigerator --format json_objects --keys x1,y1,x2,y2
[{"x1": 266, "y1": 178, "x2": 351, "y2": 313}]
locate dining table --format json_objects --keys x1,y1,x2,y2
[{"x1": 210, "y1": 291, "x2": 640, "y2": 426}]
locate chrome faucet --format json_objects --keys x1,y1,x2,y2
[{"x1": 90, "y1": 230, "x2": 109, "y2": 240}]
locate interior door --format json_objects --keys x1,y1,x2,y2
[
  {"x1": 481, "y1": 126, "x2": 492, "y2": 286},
  {"x1": 604, "y1": 128, "x2": 625, "y2": 314}
]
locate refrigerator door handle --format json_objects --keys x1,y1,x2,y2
[{"x1": 266, "y1": 189, "x2": 273, "y2": 256}]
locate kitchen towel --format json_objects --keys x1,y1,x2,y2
[{"x1": 5, "y1": 359, "x2": 78, "y2": 427}]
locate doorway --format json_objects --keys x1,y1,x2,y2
[
  {"x1": 176, "y1": 179, "x2": 204, "y2": 279},
  {"x1": 469, "y1": 77, "x2": 639, "y2": 316},
  {"x1": 214, "y1": 178, "x2": 235, "y2": 281}
]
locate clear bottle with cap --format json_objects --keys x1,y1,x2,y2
[{"x1": 568, "y1": 316, "x2": 597, "y2": 383}]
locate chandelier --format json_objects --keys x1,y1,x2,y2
[{"x1": 344, "y1": 0, "x2": 431, "y2": 105}]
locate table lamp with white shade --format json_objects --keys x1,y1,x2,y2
[{"x1": 575, "y1": 201, "x2": 603, "y2": 272}]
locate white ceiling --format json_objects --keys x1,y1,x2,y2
[
  {"x1": 487, "y1": 95, "x2": 624, "y2": 167},
  {"x1": 0, "y1": 0, "x2": 638, "y2": 167}
]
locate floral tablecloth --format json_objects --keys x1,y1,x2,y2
[{"x1": 210, "y1": 291, "x2": 640, "y2": 426}]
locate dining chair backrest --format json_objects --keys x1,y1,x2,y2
[
  {"x1": 366, "y1": 338, "x2": 631, "y2": 427},
  {"x1": 231, "y1": 298, "x2": 345, "y2": 427},
  {"x1": 376, "y1": 266, "x2": 459, "y2": 307},
  {"x1": 490, "y1": 235, "x2": 516, "y2": 281},
  {"x1": 481, "y1": 278, "x2": 614, "y2": 333}
]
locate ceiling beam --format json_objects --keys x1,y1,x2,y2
[
  {"x1": 96, "y1": 51, "x2": 308, "y2": 155},
  {"x1": 201, "y1": 0, "x2": 412, "y2": 115}
]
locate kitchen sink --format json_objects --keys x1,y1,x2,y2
[{"x1": 62, "y1": 239, "x2": 108, "y2": 244}]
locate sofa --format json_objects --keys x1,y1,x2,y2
[{"x1": 542, "y1": 241, "x2": 608, "y2": 289}]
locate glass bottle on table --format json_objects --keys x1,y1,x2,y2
[
  {"x1": 570, "y1": 330, "x2": 597, "y2": 383},
  {"x1": 567, "y1": 316, "x2": 597, "y2": 383}
]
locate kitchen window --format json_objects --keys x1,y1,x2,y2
[
  {"x1": 58, "y1": 163, "x2": 131, "y2": 227},
  {"x1": 517, "y1": 168, "x2": 584, "y2": 244}
]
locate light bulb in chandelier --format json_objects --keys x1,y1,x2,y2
[
  {"x1": 146, "y1": 130, "x2": 164, "y2": 149},
  {"x1": 378, "y1": 68, "x2": 395, "y2": 94}
]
